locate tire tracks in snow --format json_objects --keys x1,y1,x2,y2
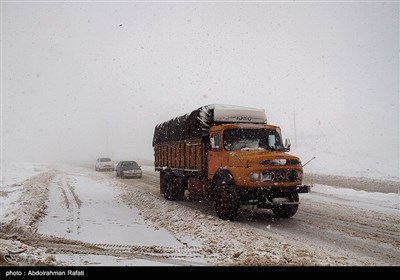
[
  {"x1": 4, "y1": 232, "x2": 206, "y2": 266},
  {"x1": 2, "y1": 168, "x2": 206, "y2": 266},
  {"x1": 298, "y1": 208, "x2": 399, "y2": 245},
  {"x1": 53, "y1": 176, "x2": 82, "y2": 235},
  {"x1": 37, "y1": 169, "x2": 206, "y2": 265},
  {"x1": 241, "y1": 194, "x2": 400, "y2": 266}
]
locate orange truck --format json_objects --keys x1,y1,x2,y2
[{"x1": 152, "y1": 104, "x2": 310, "y2": 220}]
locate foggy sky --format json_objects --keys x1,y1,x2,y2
[{"x1": 2, "y1": 1, "x2": 399, "y2": 179}]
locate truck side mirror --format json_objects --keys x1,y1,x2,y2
[{"x1": 284, "y1": 138, "x2": 291, "y2": 152}]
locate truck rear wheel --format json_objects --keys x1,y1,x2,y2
[
  {"x1": 164, "y1": 175, "x2": 185, "y2": 201},
  {"x1": 272, "y1": 193, "x2": 299, "y2": 218},
  {"x1": 214, "y1": 178, "x2": 239, "y2": 221}
]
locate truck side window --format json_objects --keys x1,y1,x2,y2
[{"x1": 210, "y1": 133, "x2": 221, "y2": 151}]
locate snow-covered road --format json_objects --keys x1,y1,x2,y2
[{"x1": 1, "y1": 163, "x2": 399, "y2": 266}]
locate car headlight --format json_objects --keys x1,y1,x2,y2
[{"x1": 248, "y1": 172, "x2": 260, "y2": 182}]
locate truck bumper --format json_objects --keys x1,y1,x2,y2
[
  {"x1": 295, "y1": 185, "x2": 311, "y2": 194},
  {"x1": 235, "y1": 184, "x2": 310, "y2": 200}
]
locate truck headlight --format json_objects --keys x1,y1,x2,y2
[
  {"x1": 297, "y1": 171, "x2": 303, "y2": 180},
  {"x1": 261, "y1": 172, "x2": 272, "y2": 182},
  {"x1": 248, "y1": 172, "x2": 260, "y2": 182}
]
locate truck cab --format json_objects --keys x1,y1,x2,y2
[{"x1": 208, "y1": 123, "x2": 303, "y2": 187}]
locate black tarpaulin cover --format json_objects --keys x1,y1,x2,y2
[{"x1": 152, "y1": 104, "x2": 267, "y2": 146}]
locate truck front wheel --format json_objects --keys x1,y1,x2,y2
[
  {"x1": 214, "y1": 178, "x2": 239, "y2": 221},
  {"x1": 272, "y1": 193, "x2": 299, "y2": 218}
]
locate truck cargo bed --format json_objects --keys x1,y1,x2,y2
[{"x1": 154, "y1": 139, "x2": 207, "y2": 172}]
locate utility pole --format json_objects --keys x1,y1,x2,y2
[
  {"x1": 106, "y1": 122, "x2": 110, "y2": 157},
  {"x1": 293, "y1": 104, "x2": 298, "y2": 147}
]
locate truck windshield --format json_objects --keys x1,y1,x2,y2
[{"x1": 223, "y1": 128, "x2": 284, "y2": 151}]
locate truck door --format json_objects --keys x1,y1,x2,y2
[{"x1": 208, "y1": 132, "x2": 223, "y2": 180}]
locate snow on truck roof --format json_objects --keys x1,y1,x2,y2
[{"x1": 152, "y1": 104, "x2": 267, "y2": 146}]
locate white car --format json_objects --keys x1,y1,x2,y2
[{"x1": 95, "y1": 157, "x2": 115, "y2": 171}]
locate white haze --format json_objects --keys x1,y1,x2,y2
[{"x1": 2, "y1": 1, "x2": 399, "y2": 180}]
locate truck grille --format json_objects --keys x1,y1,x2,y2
[{"x1": 261, "y1": 169, "x2": 299, "y2": 182}]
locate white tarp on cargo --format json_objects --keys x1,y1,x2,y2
[{"x1": 212, "y1": 105, "x2": 267, "y2": 124}]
